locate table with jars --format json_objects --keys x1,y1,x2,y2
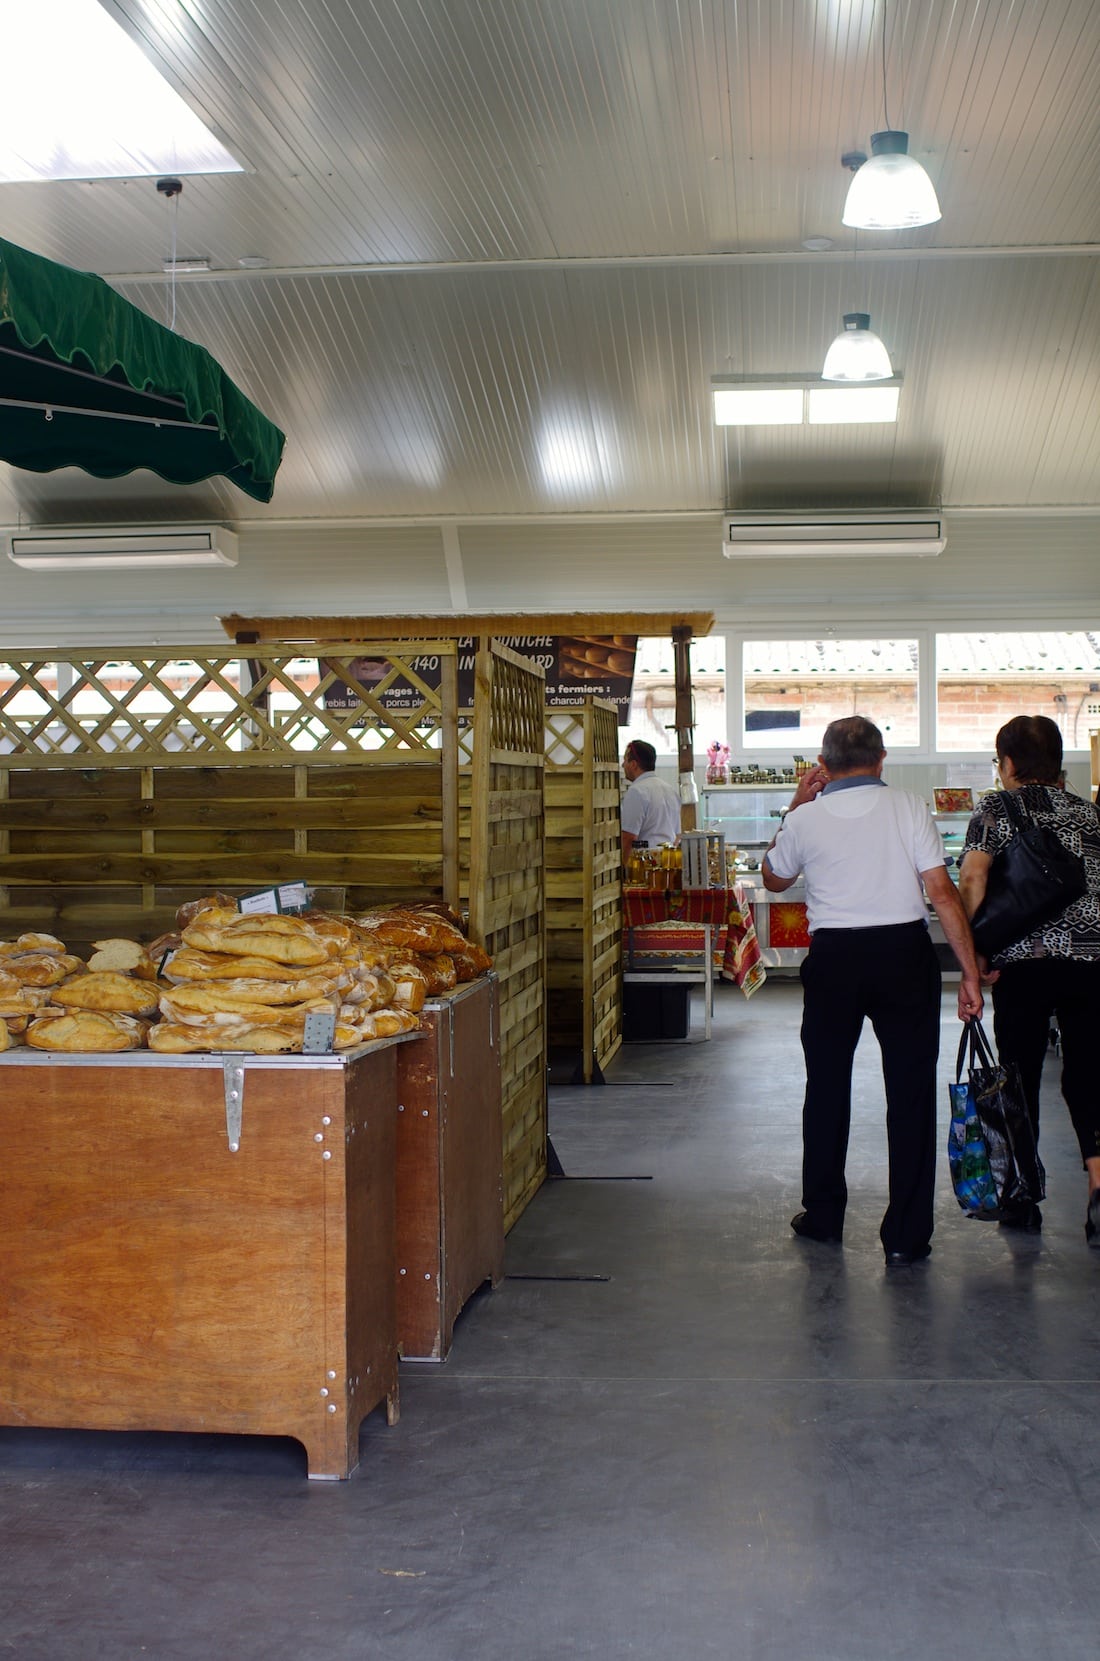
[{"x1": 622, "y1": 843, "x2": 766, "y2": 1035}]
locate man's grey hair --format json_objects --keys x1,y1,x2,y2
[{"x1": 821, "y1": 716, "x2": 885, "y2": 774}]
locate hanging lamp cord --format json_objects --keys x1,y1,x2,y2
[
  {"x1": 880, "y1": 0, "x2": 892, "y2": 130},
  {"x1": 168, "y1": 191, "x2": 178, "y2": 333}
]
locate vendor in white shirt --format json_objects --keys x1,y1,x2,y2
[{"x1": 621, "y1": 739, "x2": 682, "y2": 868}]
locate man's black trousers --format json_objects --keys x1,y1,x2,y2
[{"x1": 798, "y1": 920, "x2": 942, "y2": 1255}]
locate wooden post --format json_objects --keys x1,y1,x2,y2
[{"x1": 672, "y1": 625, "x2": 697, "y2": 832}]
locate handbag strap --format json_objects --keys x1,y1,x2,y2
[
  {"x1": 957, "y1": 1016, "x2": 997, "y2": 1080},
  {"x1": 955, "y1": 1022, "x2": 970, "y2": 1083},
  {"x1": 1001, "y1": 789, "x2": 1025, "y2": 831}
]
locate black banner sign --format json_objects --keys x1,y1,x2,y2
[{"x1": 323, "y1": 635, "x2": 639, "y2": 725}]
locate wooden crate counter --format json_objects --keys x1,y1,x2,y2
[
  {"x1": 0, "y1": 1041, "x2": 407, "y2": 1481},
  {"x1": 395, "y1": 976, "x2": 504, "y2": 1360}
]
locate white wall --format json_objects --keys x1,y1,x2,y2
[{"x1": 1, "y1": 507, "x2": 1097, "y2": 650}]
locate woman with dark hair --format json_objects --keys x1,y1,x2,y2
[{"x1": 958, "y1": 715, "x2": 1100, "y2": 1243}]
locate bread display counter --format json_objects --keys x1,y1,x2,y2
[
  {"x1": 0, "y1": 1039, "x2": 408, "y2": 1480},
  {"x1": 395, "y1": 975, "x2": 504, "y2": 1360}
]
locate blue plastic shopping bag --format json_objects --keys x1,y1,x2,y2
[
  {"x1": 947, "y1": 1024, "x2": 1001, "y2": 1219},
  {"x1": 948, "y1": 1079, "x2": 1000, "y2": 1218}
]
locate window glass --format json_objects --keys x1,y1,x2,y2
[
  {"x1": 743, "y1": 639, "x2": 919, "y2": 749},
  {"x1": 936, "y1": 631, "x2": 1100, "y2": 751},
  {"x1": 621, "y1": 636, "x2": 726, "y2": 759}
]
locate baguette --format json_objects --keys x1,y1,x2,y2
[
  {"x1": 27, "y1": 1011, "x2": 148, "y2": 1052},
  {"x1": 182, "y1": 912, "x2": 331, "y2": 966},
  {"x1": 148, "y1": 1021, "x2": 303, "y2": 1054},
  {"x1": 159, "y1": 988, "x2": 337, "y2": 1027},
  {"x1": 163, "y1": 947, "x2": 338, "y2": 984},
  {"x1": 49, "y1": 972, "x2": 161, "y2": 1017}
]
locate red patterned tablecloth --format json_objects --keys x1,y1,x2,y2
[{"x1": 622, "y1": 885, "x2": 766, "y2": 998}]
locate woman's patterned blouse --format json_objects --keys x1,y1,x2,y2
[{"x1": 962, "y1": 784, "x2": 1100, "y2": 963}]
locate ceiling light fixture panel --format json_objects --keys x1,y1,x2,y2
[{"x1": 712, "y1": 376, "x2": 901, "y2": 427}]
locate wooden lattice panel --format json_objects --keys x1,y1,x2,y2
[
  {"x1": 545, "y1": 701, "x2": 623, "y2": 1082},
  {"x1": 0, "y1": 645, "x2": 460, "y2": 953},
  {"x1": 468, "y1": 644, "x2": 547, "y2": 1231},
  {"x1": 0, "y1": 644, "x2": 455, "y2": 766}
]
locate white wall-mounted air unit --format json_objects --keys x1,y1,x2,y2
[
  {"x1": 722, "y1": 512, "x2": 945, "y2": 559},
  {"x1": 4, "y1": 526, "x2": 239, "y2": 570}
]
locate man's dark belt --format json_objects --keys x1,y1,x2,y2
[{"x1": 811, "y1": 920, "x2": 929, "y2": 937}]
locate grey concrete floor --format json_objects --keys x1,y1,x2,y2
[{"x1": 4, "y1": 980, "x2": 1100, "y2": 1659}]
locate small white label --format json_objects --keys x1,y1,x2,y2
[
  {"x1": 278, "y1": 881, "x2": 310, "y2": 911},
  {"x1": 238, "y1": 888, "x2": 280, "y2": 915},
  {"x1": 237, "y1": 881, "x2": 311, "y2": 915}
]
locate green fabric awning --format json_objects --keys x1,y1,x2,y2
[{"x1": 0, "y1": 236, "x2": 285, "y2": 503}]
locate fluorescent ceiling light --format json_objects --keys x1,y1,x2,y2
[
  {"x1": 713, "y1": 388, "x2": 803, "y2": 426},
  {"x1": 808, "y1": 385, "x2": 900, "y2": 424},
  {"x1": 713, "y1": 377, "x2": 901, "y2": 427},
  {"x1": 0, "y1": 0, "x2": 243, "y2": 183}
]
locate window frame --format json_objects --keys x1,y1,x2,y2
[{"x1": 724, "y1": 626, "x2": 932, "y2": 762}]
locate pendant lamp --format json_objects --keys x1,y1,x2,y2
[
  {"x1": 821, "y1": 313, "x2": 893, "y2": 382},
  {"x1": 842, "y1": 130, "x2": 941, "y2": 230}
]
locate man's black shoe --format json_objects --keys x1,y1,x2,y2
[
  {"x1": 884, "y1": 1245, "x2": 931, "y2": 1268},
  {"x1": 790, "y1": 1211, "x2": 843, "y2": 1244}
]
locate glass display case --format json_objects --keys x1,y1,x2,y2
[
  {"x1": 932, "y1": 812, "x2": 972, "y2": 878},
  {"x1": 702, "y1": 786, "x2": 807, "y2": 970},
  {"x1": 701, "y1": 785, "x2": 792, "y2": 855}
]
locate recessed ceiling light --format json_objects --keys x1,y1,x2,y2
[
  {"x1": 713, "y1": 376, "x2": 901, "y2": 427},
  {"x1": 808, "y1": 384, "x2": 901, "y2": 424},
  {"x1": 713, "y1": 387, "x2": 803, "y2": 426},
  {"x1": 802, "y1": 236, "x2": 834, "y2": 252}
]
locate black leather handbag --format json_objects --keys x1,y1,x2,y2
[{"x1": 970, "y1": 789, "x2": 1087, "y2": 957}]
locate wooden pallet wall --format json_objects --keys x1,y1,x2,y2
[
  {"x1": 467, "y1": 643, "x2": 547, "y2": 1231},
  {"x1": 0, "y1": 644, "x2": 459, "y2": 954},
  {"x1": 544, "y1": 701, "x2": 623, "y2": 1082}
]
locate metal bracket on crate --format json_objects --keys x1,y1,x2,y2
[
  {"x1": 223, "y1": 1060, "x2": 245, "y2": 1152},
  {"x1": 303, "y1": 1010, "x2": 336, "y2": 1054}
]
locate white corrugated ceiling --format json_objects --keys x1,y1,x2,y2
[{"x1": 0, "y1": 0, "x2": 1098, "y2": 629}]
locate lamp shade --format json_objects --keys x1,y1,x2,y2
[
  {"x1": 842, "y1": 130, "x2": 941, "y2": 230},
  {"x1": 821, "y1": 313, "x2": 893, "y2": 381}
]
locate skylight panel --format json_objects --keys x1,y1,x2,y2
[{"x1": 0, "y1": 0, "x2": 243, "y2": 183}]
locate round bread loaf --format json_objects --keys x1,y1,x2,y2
[{"x1": 3, "y1": 952, "x2": 84, "y2": 987}]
